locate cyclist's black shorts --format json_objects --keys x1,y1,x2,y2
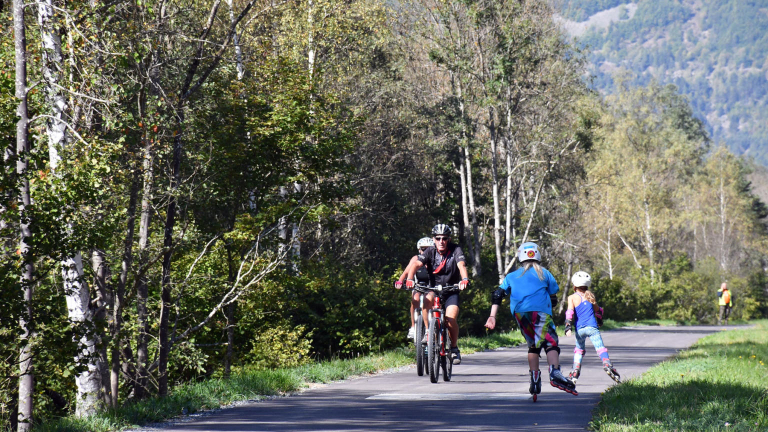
[{"x1": 443, "y1": 292, "x2": 460, "y2": 308}]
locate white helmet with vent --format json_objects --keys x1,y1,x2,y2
[
  {"x1": 571, "y1": 271, "x2": 592, "y2": 288},
  {"x1": 417, "y1": 237, "x2": 434, "y2": 250}
]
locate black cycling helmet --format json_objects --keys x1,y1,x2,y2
[{"x1": 431, "y1": 224, "x2": 452, "y2": 237}]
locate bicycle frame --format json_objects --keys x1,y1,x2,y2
[{"x1": 429, "y1": 294, "x2": 447, "y2": 356}]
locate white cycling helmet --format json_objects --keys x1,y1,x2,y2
[
  {"x1": 417, "y1": 237, "x2": 434, "y2": 250},
  {"x1": 517, "y1": 242, "x2": 541, "y2": 262},
  {"x1": 571, "y1": 271, "x2": 592, "y2": 288}
]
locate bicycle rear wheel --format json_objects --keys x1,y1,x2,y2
[
  {"x1": 442, "y1": 331, "x2": 452, "y2": 382},
  {"x1": 428, "y1": 318, "x2": 440, "y2": 383},
  {"x1": 415, "y1": 315, "x2": 424, "y2": 376}
]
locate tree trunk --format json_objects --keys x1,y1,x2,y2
[
  {"x1": 14, "y1": 0, "x2": 35, "y2": 426},
  {"x1": 224, "y1": 245, "x2": 236, "y2": 378},
  {"x1": 457, "y1": 92, "x2": 481, "y2": 275},
  {"x1": 558, "y1": 249, "x2": 573, "y2": 315},
  {"x1": 225, "y1": 0, "x2": 245, "y2": 80},
  {"x1": 63, "y1": 254, "x2": 104, "y2": 417},
  {"x1": 719, "y1": 174, "x2": 727, "y2": 270},
  {"x1": 135, "y1": 134, "x2": 153, "y2": 399},
  {"x1": 458, "y1": 162, "x2": 474, "y2": 263},
  {"x1": 489, "y1": 107, "x2": 503, "y2": 282},
  {"x1": 641, "y1": 173, "x2": 655, "y2": 282},
  {"x1": 158, "y1": 115, "x2": 185, "y2": 396},
  {"x1": 91, "y1": 249, "x2": 112, "y2": 407},
  {"x1": 112, "y1": 175, "x2": 139, "y2": 406},
  {"x1": 38, "y1": 0, "x2": 106, "y2": 414},
  {"x1": 504, "y1": 142, "x2": 513, "y2": 271},
  {"x1": 605, "y1": 224, "x2": 614, "y2": 280}
]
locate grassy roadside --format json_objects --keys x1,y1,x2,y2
[
  {"x1": 591, "y1": 320, "x2": 768, "y2": 431},
  {"x1": 36, "y1": 331, "x2": 523, "y2": 432}
]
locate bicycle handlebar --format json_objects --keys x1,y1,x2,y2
[
  {"x1": 394, "y1": 282, "x2": 459, "y2": 294},
  {"x1": 424, "y1": 284, "x2": 460, "y2": 293}
]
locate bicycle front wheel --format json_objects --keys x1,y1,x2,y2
[
  {"x1": 428, "y1": 317, "x2": 440, "y2": 383},
  {"x1": 415, "y1": 315, "x2": 424, "y2": 376},
  {"x1": 442, "y1": 331, "x2": 452, "y2": 382}
]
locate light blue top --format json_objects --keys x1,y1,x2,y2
[{"x1": 499, "y1": 266, "x2": 559, "y2": 315}]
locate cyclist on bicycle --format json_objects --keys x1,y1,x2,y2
[
  {"x1": 406, "y1": 224, "x2": 469, "y2": 364},
  {"x1": 395, "y1": 237, "x2": 434, "y2": 339}
]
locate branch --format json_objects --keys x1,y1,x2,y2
[
  {"x1": 29, "y1": 114, "x2": 86, "y2": 144},
  {"x1": 50, "y1": 82, "x2": 114, "y2": 104},
  {"x1": 180, "y1": 0, "x2": 223, "y2": 98}
]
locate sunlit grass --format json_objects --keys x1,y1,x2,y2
[{"x1": 592, "y1": 320, "x2": 768, "y2": 431}]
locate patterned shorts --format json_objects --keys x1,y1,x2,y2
[{"x1": 514, "y1": 311, "x2": 559, "y2": 350}]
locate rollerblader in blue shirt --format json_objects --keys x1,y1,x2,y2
[{"x1": 485, "y1": 242, "x2": 577, "y2": 401}]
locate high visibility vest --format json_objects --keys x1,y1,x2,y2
[{"x1": 718, "y1": 288, "x2": 733, "y2": 307}]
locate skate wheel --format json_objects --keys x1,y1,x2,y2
[{"x1": 532, "y1": 394, "x2": 537, "y2": 402}]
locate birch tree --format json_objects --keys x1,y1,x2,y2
[{"x1": 13, "y1": 0, "x2": 35, "y2": 426}]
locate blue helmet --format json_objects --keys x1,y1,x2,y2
[{"x1": 517, "y1": 242, "x2": 541, "y2": 262}]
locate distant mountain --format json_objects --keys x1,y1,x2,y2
[{"x1": 557, "y1": 0, "x2": 768, "y2": 164}]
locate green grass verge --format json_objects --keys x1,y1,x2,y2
[
  {"x1": 592, "y1": 320, "x2": 768, "y2": 432},
  {"x1": 600, "y1": 319, "x2": 686, "y2": 330},
  {"x1": 36, "y1": 331, "x2": 522, "y2": 432}
]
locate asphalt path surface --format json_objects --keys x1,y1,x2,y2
[{"x1": 152, "y1": 325, "x2": 740, "y2": 432}]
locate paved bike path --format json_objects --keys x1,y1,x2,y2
[{"x1": 155, "y1": 325, "x2": 738, "y2": 432}]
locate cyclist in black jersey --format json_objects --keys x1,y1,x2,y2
[
  {"x1": 395, "y1": 237, "x2": 434, "y2": 338},
  {"x1": 406, "y1": 224, "x2": 470, "y2": 364}
]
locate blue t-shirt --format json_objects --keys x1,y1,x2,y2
[{"x1": 499, "y1": 266, "x2": 559, "y2": 315}]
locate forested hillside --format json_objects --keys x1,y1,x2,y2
[
  {"x1": 1, "y1": 0, "x2": 768, "y2": 430},
  {"x1": 560, "y1": 0, "x2": 768, "y2": 163}
]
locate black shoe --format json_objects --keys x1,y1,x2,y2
[{"x1": 450, "y1": 347, "x2": 461, "y2": 365}]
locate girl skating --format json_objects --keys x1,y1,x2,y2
[
  {"x1": 564, "y1": 271, "x2": 621, "y2": 383},
  {"x1": 485, "y1": 242, "x2": 577, "y2": 401}
]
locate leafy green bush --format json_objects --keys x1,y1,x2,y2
[{"x1": 248, "y1": 324, "x2": 313, "y2": 369}]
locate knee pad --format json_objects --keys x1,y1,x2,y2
[
  {"x1": 528, "y1": 346, "x2": 543, "y2": 356},
  {"x1": 574, "y1": 348, "x2": 585, "y2": 355},
  {"x1": 545, "y1": 345, "x2": 560, "y2": 355}
]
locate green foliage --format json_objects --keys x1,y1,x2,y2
[
  {"x1": 592, "y1": 321, "x2": 768, "y2": 431},
  {"x1": 248, "y1": 325, "x2": 313, "y2": 370}
]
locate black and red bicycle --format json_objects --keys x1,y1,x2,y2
[{"x1": 425, "y1": 284, "x2": 459, "y2": 383}]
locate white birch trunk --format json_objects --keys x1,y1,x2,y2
[
  {"x1": 226, "y1": 0, "x2": 245, "y2": 80},
  {"x1": 504, "y1": 148, "x2": 513, "y2": 271},
  {"x1": 719, "y1": 174, "x2": 727, "y2": 270},
  {"x1": 489, "y1": 107, "x2": 503, "y2": 282},
  {"x1": 63, "y1": 255, "x2": 103, "y2": 417},
  {"x1": 456, "y1": 79, "x2": 481, "y2": 275},
  {"x1": 641, "y1": 173, "x2": 655, "y2": 282},
  {"x1": 38, "y1": 0, "x2": 104, "y2": 414},
  {"x1": 458, "y1": 162, "x2": 475, "y2": 261}
]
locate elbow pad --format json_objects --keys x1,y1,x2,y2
[
  {"x1": 491, "y1": 289, "x2": 507, "y2": 306},
  {"x1": 595, "y1": 307, "x2": 604, "y2": 320},
  {"x1": 565, "y1": 310, "x2": 574, "y2": 320}
]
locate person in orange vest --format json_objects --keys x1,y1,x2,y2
[{"x1": 717, "y1": 282, "x2": 734, "y2": 325}]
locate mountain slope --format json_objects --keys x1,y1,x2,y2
[{"x1": 559, "y1": 0, "x2": 768, "y2": 163}]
